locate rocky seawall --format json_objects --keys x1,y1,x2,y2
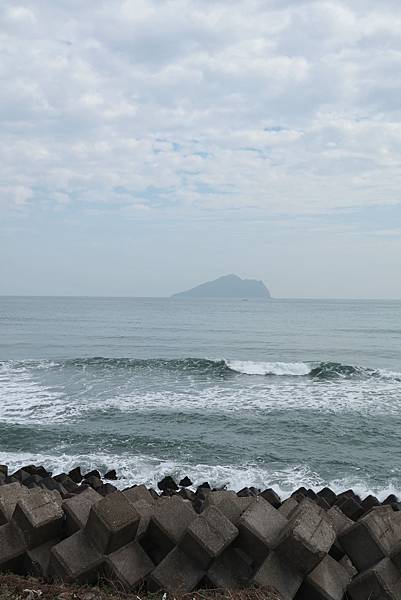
[{"x1": 1, "y1": 464, "x2": 400, "y2": 599}]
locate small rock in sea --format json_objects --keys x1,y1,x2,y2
[
  {"x1": 104, "y1": 468, "x2": 118, "y2": 480},
  {"x1": 179, "y1": 475, "x2": 192, "y2": 487},
  {"x1": 157, "y1": 475, "x2": 178, "y2": 492}
]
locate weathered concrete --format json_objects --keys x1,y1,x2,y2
[
  {"x1": 28, "y1": 538, "x2": 61, "y2": 578},
  {"x1": 62, "y1": 487, "x2": 101, "y2": 535},
  {"x1": 131, "y1": 498, "x2": 154, "y2": 540},
  {"x1": 339, "y1": 505, "x2": 401, "y2": 572},
  {"x1": 326, "y1": 505, "x2": 353, "y2": 560},
  {"x1": 260, "y1": 488, "x2": 281, "y2": 508},
  {"x1": 206, "y1": 547, "x2": 253, "y2": 589},
  {"x1": 123, "y1": 484, "x2": 155, "y2": 506},
  {"x1": 0, "y1": 522, "x2": 30, "y2": 574},
  {"x1": 148, "y1": 547, "x2": 204, "y2": 593},
  {"x1": 204, "y1": 490, "x2": 243, "y2": 523},
  {"x1": 49, "y1": 530, "x2": 104, "y2": 584},
  {"x1": 274, "y1": 498, "x2": 336, "y2": 575},
  {"x1": 85, "y1": 491, "x2": 140, "y2": 555},
  {"x1": 142, "y1": 495, "x2": 195, "y2": 561},
  {"x1": 347, "y1": 557, "x2": 401, "y2": 600},
  {"x1": 279, "y1": 497, "x2": 299, "y2": 519},
  {"x1": 5, "y1": 466, "x2": 401, "y2": 594},
  {"x1": 237, "y1": 497, "x2": 288, "y2": 563},
  {"x1": 252, "y1": 551, "x2": 303, "y2": 600},
  {"x1": 180, "y1": 505, "x2": 238, "y2": 568},
  {"x1": 0, "y1": 482, "x2": 29, "y2": 524},
  {"x1": 317, "y1": 488, "x2": 337, "y2": 507},
  {"x1": 68, "y1": 467, "x2": 82, "y2": 483},
  {"x1": 106, "y1": 541, "x2": 154, "y2": 590},
  {"x1": 12, "y1": 490, "x2": 64, "y2": 549},
  {"x1": 297, "y1": 554, "x2": 352, "y2": 600}
]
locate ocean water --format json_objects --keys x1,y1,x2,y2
[{"x1": 1, "y1": 296, "x2": 401, "y2": 499}]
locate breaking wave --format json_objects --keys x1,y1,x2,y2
[{"x1": 1, "y1": 357, "x2": 400, "y2": 381}]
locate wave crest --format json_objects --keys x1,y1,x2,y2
[
  {"x1": 225, "y1": 360, "x2": 312, "y2": 376},
  {"x1": 1, "y1": 357, "x2": 400, "y2": 382}
]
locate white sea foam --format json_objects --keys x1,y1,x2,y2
[
  {"x1": 226, "y1": 360, "x2": 312, "y2": 376},
  {"x1": 0, "y1": 361, "x2": 68, "y2": 424},
  {"x1": 0, "y1": 449, "x2": 399, "y2": 501}
]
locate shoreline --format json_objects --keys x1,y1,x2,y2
[{"x1": 1, "y1": 463, "x2": 401, "y2": 597}]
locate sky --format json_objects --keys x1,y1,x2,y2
[{"x1": 1, "y1": 0, "x2": 401, "y2": 298}]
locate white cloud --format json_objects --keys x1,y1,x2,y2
[{"x1": 0, "y1": 0, "x2": 401, "y2": 215}]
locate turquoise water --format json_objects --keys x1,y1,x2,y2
[{"x1": 1, "y1": 296, "x2": 401, "y2": 498}]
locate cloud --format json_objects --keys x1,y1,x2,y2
[{"x1": 1, "y1": 0, "x2": 401, "y2": 218}]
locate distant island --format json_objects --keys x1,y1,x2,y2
[{"x1": 172, "y1": 274, "x2": 271, "y2": 299}]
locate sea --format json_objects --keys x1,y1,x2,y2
[{"x1": 1, "y1": 296, "x2": 401, "y2": 500}]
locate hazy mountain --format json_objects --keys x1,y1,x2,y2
[{"x1": 172, "y1": 274, "x2": 271, "y2": 299}]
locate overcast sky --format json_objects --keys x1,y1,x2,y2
[{"x1": 1, "y1": 0, "x2": 401, "y2": 298}]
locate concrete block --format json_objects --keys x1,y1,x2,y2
[
  {"x1": 11, "y1": 469, "x2": 32, "y2": 484},
  {"x1": 68, "y1": 467, "x2": 82, "y2": 483},
  {"x1": 62, "y1": 487, "x2": 101, "y2": 535},
  {"x1": 142, "y1": 495, "x2": 195, "y2": 561},
  {"x1": 236, "y1": 496, "x2": 258, "y2": 514},
  {"x1": 39, "y1": 477, "x2": 67, "y2": 496},
  {"x1": 104, "y1": 469, "x2": 117, "y2": 480},
  {"x1": 0, "y1": 482, "x2": 29, "y2": 524},
  {"x1": 389, "y1": 540, "x2": 401, "y2": 571},
  {"x1": 237, "y1": 487, "x2": 254, "y2": 497},
  {"x1": 179, "y1": 488, "x2": 197, "y2": 502},
  {"x1": 24, "y1": 475, "x2": 44, "y2": 489},
  {"x1": 149, "y1": 547, "x2": 204, "y2": 593},
  {"x1": 317, "y1": 487, "x2": 337, "y2": 507},
  {"x1": 12, "y1": 490, "x2": 64, "y2": 549},
  {"x1": 260, "y1": 488, "x2": 281, "y2": 508},
  {"x1": 106, "y1": 541, "x2": 154, "y2": 590},
  {"x1": 49, "y1": 530, "x2": 103, "y2": 584},
  {"x1": 180, "y1": 506, "x2": 238, "y2": 568},
  {"x1": 252, "y1": 551, "x2": 303, "y2": 599},
  {"x1": 206, "y1": 547, "x2": 253, "y2": 589},
  {"x1": 326, "y1": 505, "x2": 353, "y2": 560},
  {"x1": 179, "y1": 476, "x2": 192, "y2": 487},
  {"x1": 132, "y1": 499, "x2": 154, "y2": 540},
  {"x1": 84, "y1": 469, "x2": 101, "y2": 480},
  {"x1": 85, "y1": 491, "x2": 140, "y2": 554},
  {"x1": 157, "y1": 475, "x2": 178, "y2": 492},
  {"x1": 279, "y1": 497, "x2": 299, "y2": 519},
  {"x1": 274, "y1": 498, "x2": 336, "y2": 575},
  {"x1": 123, "y1": 484, "x2": 155, "y2": 506},
  {"x1": 236, "y1": 497, "x2": 288, "y2": 564},
  {"x1": 347, "y1": 557, "x2": 401, "y2": 600},
  {"x1": 204, "y1": 490, "x2": 243, "y2": 523},
  {"x1": 326, "y1": 505, "x2": 353, "y2": 535},
  {"x1": 337, "y1": 496, "x2": 364, "y2": 521},
  {"x1": 361, "y1": 494, "x2": 380, "y2": 513},
  {"x1": 84, "y1": 475, "x2": 103, "y2": 491},
  {"x1": 339, "y1": 505, "x2": 401, "y2": 572},
  {"x1": 0, "y1": 522, "x2": 30, "y2": 574},
  {"x1": 339, "y1": 554, "x2": 357, "y2": 578},
  {"x1": 97, "y1": 483, "x2": 117, "y2": 496},
  {"x1": 297, "y1": 554, "x2": 352, "y2": 600},
  {"x1": 315, "y1": 496, "x2": 330, "y2": 511},
  {"x1": 28, "y1": 538, "x2": 60, "y2": 577}
]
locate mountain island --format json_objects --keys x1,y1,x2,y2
[{"x1": 172, "y1": 274, "x2": 271, "y2": 299}]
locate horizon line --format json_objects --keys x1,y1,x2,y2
[{"x1": 1, "y1": 294, "x2": 401, "y2": 302}]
